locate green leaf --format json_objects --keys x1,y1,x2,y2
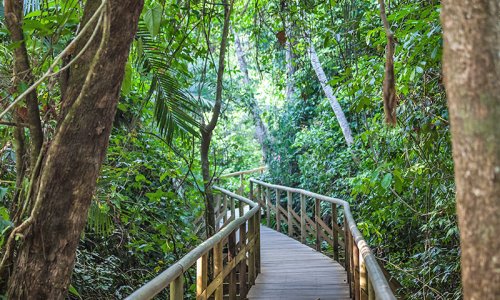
[
  {"x1": 144, "y1": 5, "x2": 162, "y2": 37},
  {"x1": 68, "y1": 284, "x2": 81, "y2": 299},
  {"x1": 381, "y1": 173, "x2": 393, "y2": 190}
]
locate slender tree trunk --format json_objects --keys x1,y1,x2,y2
[
  {"x1": 4, "y1": 0, "x2": 44, "y2": 169},
  {"x1": 441, "y1": 1, "x2": 500, "y2": 299},
  {"x1": 200, "y1": 0, "x2": 234, "y2": 238},
  {"x1": 308, "y1": 44, "x2": 353, "y2": 146},
  {"x1": 285, "y1": 21, "x2": 295, "y2": 102},
  {"x1": 233, "y1": 30, "x2": 269, "y2": 161},
  {"x1": 6, "y1": 0, "x2": 143, "y2": 298}
]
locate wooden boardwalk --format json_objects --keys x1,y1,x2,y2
[{"x1": 248, "y1": 226, "x2": 351, "y2": 300}]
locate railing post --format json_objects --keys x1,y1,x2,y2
[
  {"x1": 332, "y1": 203, "x2": 339, "y2": 262},
  {"x1": 250, "y1": 180, "x2": 254, "y2": 201},
  {"x1": 230, "y1": 197, "x2": 235, "y2": 219},
  {"x1": 196, "y1": 254, "x2": 208, "y2": 300},
  {"x1": 367, "y1": 274, "x2": 375, "y2": 300},
  {"x1": 239, "y1": 222, "x2": 248, "y2": 297},
  {"x1": 228, "y1": 229, "x2": 237, "y2": 300},
  {"x1": 275, "y1": 189, "x2": 281, "y2": 232},
  {"x1": 266, "y1": 188, "x2": 270, "y2": 226},
  {"x1": 287, "y1": 191, "x2": 293, "y2": 237},
  {"x1": 239, "y1": 173, "x2": 244, "y2": 196},
  {"x1": 214, "y1": 241, "x2": 223, "y2": 300},
  {"x1": 300, "y1": 194, "x2": 306, "y2": 243},
  {"x1": 223, "y1": 194, "x2": 228, "y2": 224},
  {"x1": 256, "y1": 211, "x2": 261, "y2": 274},
  {"x1": 315, "y1": 198, "x2": 321, "y2": 251},
  {"x1": 215, "y1": 194, "x2": 221, "y2": 231},
  {"x1": 170, "y1": 274, "x2": 184, "y2": 300},
  {"x1": 248, "y1": 214, "x2": 256, "y2": 285},
  {"x1": 360, "y1": 253, "x2": 368, "y2": 300},
  {"x1": 353, "y1": 237, "x2": 360, "y2": 300},
  {"x1": 345, "y1": 216, "x2": 352, "y2": 297}
]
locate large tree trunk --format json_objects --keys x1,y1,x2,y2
[
  {"x1": 441, "y1": 0, "x2": 500, "y2": 298},
  {"x1": 308, "y1": 44, "x2": 353, "y2": 146},
  {"x1": 200, "y1": 0, "x2": 234, "y2": 238},
  {"x1": 233, "y1": 30, "x2": 269, "y2": 161},
  {"x1": 6, "y1": 0, "x2": 143, "y2": 298}
]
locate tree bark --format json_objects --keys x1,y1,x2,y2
[
  {"x1": 200, "y1": 0, "x2": 234, "y2": 238},
  {"x1": 4, "y1": 0, "x2": 44, "y2": 169},
  {"x1": 233, "y1": 30, "x2": 269, "y2": 161},
  {"x1": 308, "y1": 44, "x2": 354, "y2": 146},
  {"x1": 441, "y1": 0, "x2": 500, "y2": 299},
  {"x1": 6, "y1": 0, "x2": 144, "y2": 298}
]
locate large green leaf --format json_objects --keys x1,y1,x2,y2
[{"x1": 143, "y1": 5, "x2": 162, "y2": 37}]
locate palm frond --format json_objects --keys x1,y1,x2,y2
[
  {"x1": 86, "y1": 202, "x2": 114, "y2": 237},
  {"x1": 135, "y1": 23, "x2": 201, "y2": 143}
]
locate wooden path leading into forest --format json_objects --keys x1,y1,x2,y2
[
  {"x1": 247, "y1": 226, "x2": 351, "y2": 300},
  {"x1": 126, "y1": 170, "x2": 396, "y2": 300}
]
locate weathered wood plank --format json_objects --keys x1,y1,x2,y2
[{"x1": 248, "y1": 226, "x2": 351, "y2": 300}]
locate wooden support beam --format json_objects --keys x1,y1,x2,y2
[
  {"x1": 353, "y1": 238, "x2": 360, "y2": 300},
  {"x1": 287, "y1": 191, "x2": 293, "y2": 237},
  {"x1": 239, "y1": 222, "x2": 248, "y2": 297},
  {"x1": 214, "y1": 241, "x2": 223, "y2": 300},
  {"x1": 275, "y1": 189, "x2": 281, "y2": 232},
  {"x1": 266, "y1": 188, "x2": 270, "y2": 226},
  {"x1": 196, "y1": 254, "x2": 208, "y2": 300},
  {"x1": 248, "y1": 214, "x2": 256, "y2": 285},
  {"x1": 300, "y1": 194, "x2": 306, "y2": 243},
  {"x1": 360, "y1": 252, "x2": 368, "y2": 300},
  {"x1": 228, "y1": 229, "x2": 237, "y2": 300},
  {"x1": 170, "y1": 274, "x2": 184, "y2": 300},
  {"x1": 332, "y1": 203, "x2": 339, "y2": 262},
  {"x1": 315, "y1": 198, "x2": 321, "y2": 251}
]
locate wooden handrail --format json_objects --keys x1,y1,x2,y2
[
  {"x1": 219, "y1": 166, "x2": 267, "y2": 178},
  {"x1": 126, "y1": 186, "x2": 261, "y2": 300},
  {"x1": 250, "y1": 178, "x2": 397, "y2": 300}
]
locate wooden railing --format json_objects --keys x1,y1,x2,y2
[
  {"x1": 250, "y1": 178, "x2": 397, "y2": 300},
  {"x1": 126, "y1": 187, "x2": 261, "y2": 300}
]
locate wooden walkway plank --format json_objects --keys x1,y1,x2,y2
[{"x1": 248, "y1": 226, "x2": 351, "y2": 300}]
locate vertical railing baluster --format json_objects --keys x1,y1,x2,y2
[
  {"x1": 345, "y1": 216, "x2": 352, "y2": 298},
  {"x1": 332, "y1": 203, "x2": 339, "y2": 262},
  {"x1": 287, "y1": 191, "x2": 293, "y2": 237},
  {"x1": 230, "y1": 197, "x2": 235, "y2": 220},
  {"x1": 196, "y1": 254, "x2": 208, "y2": 300},
  {"x1": 315, "y1": 198, "x2": 321, "y2": 251},
  {"x1": 266, "y1": 188, "x2": 270, "y2": 226},
  {"x1": 223, "y1": 194, "x2": 228, "y2": 224},
  {"x1": 300, "y1": 194, "x2": 306, "y2": 244},
  {"x1": 214, "y1": 240, "x2": 223, "y2": 300},
  {"x1": 360, "y1": 252, "x2": 368, "y2": 300},
  {"x1": 275, "y1": 189, "x2": 281, "y2": 232},
  {"x1": 367, "y1": 274, "x2": 375, "y2": 300},
  {"x1": 228, "y1": 228, "x2": 237, "y2": 300},
  {"x1": 248, "y1": 214, "x2": 256, "y2": 285},
  {"x1": 170, "y1": 274, "x2": 184, "y2": 300},
  {"x1": 353, "y1": 236, "x2": 360, "y2": 300},
  {"x1": 256, "y1": 210, "x2": 261, "y2": 274},
  {"x1": 239, "y1": 222, "x2": 248, "y2": 297},
  {"x1": 239, "y1": 173, "x2": 244, "y2": 196}
]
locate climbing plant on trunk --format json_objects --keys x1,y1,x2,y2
[{"x1": 2, "y1": 0, "x2": 144, "y2": 298}]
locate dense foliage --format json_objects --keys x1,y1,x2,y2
[{"x1": 0, "y1": 0, "x2": 461, "y2": 299}]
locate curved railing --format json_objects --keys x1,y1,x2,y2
[
  {"x1": 126, "y1": 186, "x2": 261, "y2": 300},
  {"x1": 250, "y1": 178, "x2": 397, "y2": 300}
]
